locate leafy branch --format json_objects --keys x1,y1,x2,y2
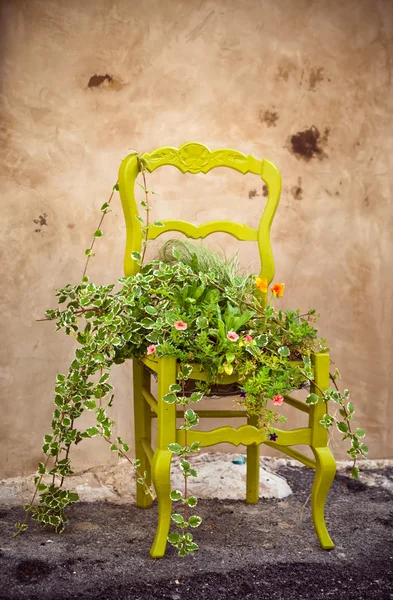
[
  {"x1": 83, "y1": 182, "x2": 119, "y2": 280},
  {"x1": 164, "y1": 366, "x2": 203, "y2": 556}
]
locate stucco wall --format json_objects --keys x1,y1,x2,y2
[{"x1": 1, "y1": 0, "x2": 392, "y2": 477}]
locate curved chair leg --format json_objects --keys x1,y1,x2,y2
[
  {"x1": 150, "y1": 449, "x2": 173, "y2": 558},
  {"x1": 311, "y1": 446, "x2": 336, "y2": 549}
]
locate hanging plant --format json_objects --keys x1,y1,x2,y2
[{"x1": 15, "y1": 157, "x2": 367, "y2": 557}]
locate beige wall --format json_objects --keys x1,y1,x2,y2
[{"x1": 1, "y1": 0, "x2": 392, "y2": 478}]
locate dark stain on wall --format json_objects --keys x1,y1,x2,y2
[
  {"x1": 249, "y1": 186, "x2": 268, "y2": 198},
  {"x1": 33, "y1": 213, "x2": 47, "y2": 233},
  {"x1": 259, "y1": 109, "x2": 279, "y2": 127},
  {"x1": 290, "y1": 177, "x2": 303, "y2": 200},
  {"x1": 309, "y1": 67, "x2": 324, "y2": 91},
  {"x1": 364, "y1": 196, "x2": 370, "y2": 207},
  {"x1": 88, "y1": 74, "x2": 113, "y2": 88},
  {"x1": 289, "y1": 126, "x2": 329, "y2": 161}
]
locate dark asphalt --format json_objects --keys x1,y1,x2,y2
[{"x1": 0, "y1": 465, "x2": 392, "y2": 599}]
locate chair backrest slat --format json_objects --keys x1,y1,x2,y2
[{"x1": 148, "y1": 220, "x2": 258, "y2": 242}]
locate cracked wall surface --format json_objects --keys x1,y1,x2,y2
[{"x1": 0, "y1": 0, "x2": 392, "y2": 476}]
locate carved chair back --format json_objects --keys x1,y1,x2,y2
[{"x1": 118, "y1": 142, "x2": 281, "y2": 300}]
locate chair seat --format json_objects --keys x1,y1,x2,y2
[{"x1": 141, "y1": 355, "x2": 308, "y2": 383}]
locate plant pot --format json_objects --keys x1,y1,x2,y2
[
  {"x1": 183, "y1": 379, "x2": 242, "y2": 398},
  {"x1": 143, "y1": 363, "x2": 242, "y2": 398}
]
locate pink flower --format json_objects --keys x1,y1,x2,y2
[
  {"x1": 227, "y1": 331, "x2": 239, "y2": 342},
  {"x1": 244, "y1": 334, "x2": 252, "y2": 343},
  {"x1": 174, "y1": 320, "x2": 188, "y2": 331},
  {"x1": 273, "y1": 394, "x2": 284, "y2": 406},
  {"x1": 146, "y1": 344, "x2": 156, "y2": 355}
]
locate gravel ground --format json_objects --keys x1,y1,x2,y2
[{"x1": 0, "y1": 464, "x2": 392, "y2": 600}]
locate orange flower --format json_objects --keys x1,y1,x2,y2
[
  {"x1": 270, "y1": 283, "x2": 285, "y2": 298},
  {"x1": 255, "y1": 277, "x2": 268, "y2": 293}
]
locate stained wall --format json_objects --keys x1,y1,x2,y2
[{"x1": 0, "y1": 0, "x2": 392, "y2": 477}]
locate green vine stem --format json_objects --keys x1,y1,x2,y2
[
  {"x1": 83, "y1": 181, "x2": 119, "y2": 281},
  {"x1": 136, "y1": 156, "x2": 150, "y2": 268}
]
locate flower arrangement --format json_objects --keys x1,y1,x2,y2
[{"x1": 15, "y1": 166, "x2": 367, "y2": 558}]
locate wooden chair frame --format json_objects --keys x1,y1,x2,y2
[{"x1": 118, "y1": 143, "x2": 336, "y2": 558}]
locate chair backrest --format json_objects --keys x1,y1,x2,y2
[{"x1": 118, "y1": 142, "x2": 281, "y2": 299}]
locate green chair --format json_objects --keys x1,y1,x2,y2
[{"x1": 118, "y1": 142, "x2": 336, "y2": 558}]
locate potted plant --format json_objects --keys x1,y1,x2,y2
[{"x1": 15, "y1": 170, "x2": 367, "y2": 558}]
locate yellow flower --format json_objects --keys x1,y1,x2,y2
[
  {"x1": 255, "y1": 277, "x2": 268, "y2": 293},
  {"x1": 270, "y1": 283, "x2": 285, "y2": 298}
]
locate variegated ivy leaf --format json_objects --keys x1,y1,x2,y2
[
  {"x1": 306, "y1": 393, "x2": 319, "y2": 405},
  {"x1": 163, "y1": 392, "x2": 177, "y2": 404}
]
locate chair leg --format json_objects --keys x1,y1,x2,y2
[
  {"x1": 311, "y1": 446, "x2": 336, "y2": 549},
  {"x1": 246, "y1": 415, "x2": 260, "y2": 504},
  {"x1": 308, "y1": 353, "x2": 335, "y2": 549},
  {"x1": 133, "y1": 361, "x2": 152, "y2": 509},
  {"x1": 149, "y1": 357, "x2": 177, "y2": 559},
  {"x1": 150, "y1": 449, "x2": 173, "y2": 558}
]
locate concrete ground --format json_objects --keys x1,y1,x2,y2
[{"x1": 0, "y1": 456, "x2": 392, "y2": 599}]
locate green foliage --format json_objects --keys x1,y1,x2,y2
[
  {"x1": 19, "y1": 174, "x2": 367, "y2": 558},
  {"x1": 306, "y1": 393, "x2": 320, "y2": 405},
  {"x1": 20, "y1": 253, "x2": 366, "y2": 544},
  {"x1": 156, "y1": 238, "x2": 256, "y2": 298}
]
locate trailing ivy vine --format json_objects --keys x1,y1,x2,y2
[{"x1": 15, "y1": 157, "x2": 367, "y2": 557}]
